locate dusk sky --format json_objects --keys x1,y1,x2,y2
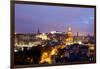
[{"x1": 15, "y1": 4, "x2": 94, "y2": 35}]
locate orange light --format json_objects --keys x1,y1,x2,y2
[{"x1": 39, "y1": 52, "x2": 52, "y2": 64}]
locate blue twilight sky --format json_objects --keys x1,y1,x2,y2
[{"x1": 15, "y1": 4, "x2": 94, "y2": 35}]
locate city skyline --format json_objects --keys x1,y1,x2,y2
[{"x1": 15, "y1": 4, "x2": 94, "y2": 35}]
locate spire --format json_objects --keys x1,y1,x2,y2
[
  {"x1": 37, "y1": 27, "x2": 40, "y2": 34},
  {"x1": 68, "y1": 26, "x2": 71, "y2": 32},
  {"x1": 68, "y1": 24, "x2": 72, "y2": 32}
]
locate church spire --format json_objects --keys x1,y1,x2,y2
[
  {"x1": 37, "y1": 27, "x2": 40, "y2": 34},
  {"x1": 65, "y1": 24, "x2": 73, "y2": 45},
  {"x1": 68, "y1": 24, "x2": 72, "y2": 32}
]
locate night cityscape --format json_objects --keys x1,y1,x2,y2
[{"x1": 14, "y1": 4, "x2": 95, "y2": 65}]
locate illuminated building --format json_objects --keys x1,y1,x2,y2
[
  {"x1": 50, "y1": 31, "x2": 63, "y2": 34},
  {"x1": 65, "y1": 25, "x2": 73, "y2": 45},
  {"x1": 39, "y1": 52, "x2": 52, "y2": 64},
  {"x1": 36, "y1": 33, "x2": 50, "y2": 40}
]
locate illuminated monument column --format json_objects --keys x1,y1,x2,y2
[{"x1": 65, "y1": 25, "x2": 73, "y2": 45}]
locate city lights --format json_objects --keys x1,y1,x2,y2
[
  {"x1": 14, "y1": 26, "x2": 95, "y2": 65},
  {"x1": 14, "y1": 3, "x2": 95, "y2": 66}
]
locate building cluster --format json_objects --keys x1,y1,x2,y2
[{"x1": 14, "y1": 26, "x2": 95, "y2": 65}]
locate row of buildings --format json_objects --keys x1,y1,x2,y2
[{"x1": 14, "y1": 26, "x2": 94, "y2": 48}]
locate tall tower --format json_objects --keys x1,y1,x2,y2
[
  {"x1": 37, "y1": 27, "x2": 40, "y2": 34},
  {"x1": 65, "y1": 25, "x2": 73, "y2": 45},
  {"x1": 76, "y1": 32, "x2": 80, "y2": 42}
]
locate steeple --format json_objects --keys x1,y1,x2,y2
[
  {"x1": 37, "y1": 27, "x2": 40, "y2": 34},
  {"x1": 68, "y1": 26, "x2": 71, "y2": 32},
  {"x1": 68, "y1": 24, "x2": 72, "y2": 32},
  {"x1": 65, "y1": 24, "x2": 73, "y2": 45}
]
